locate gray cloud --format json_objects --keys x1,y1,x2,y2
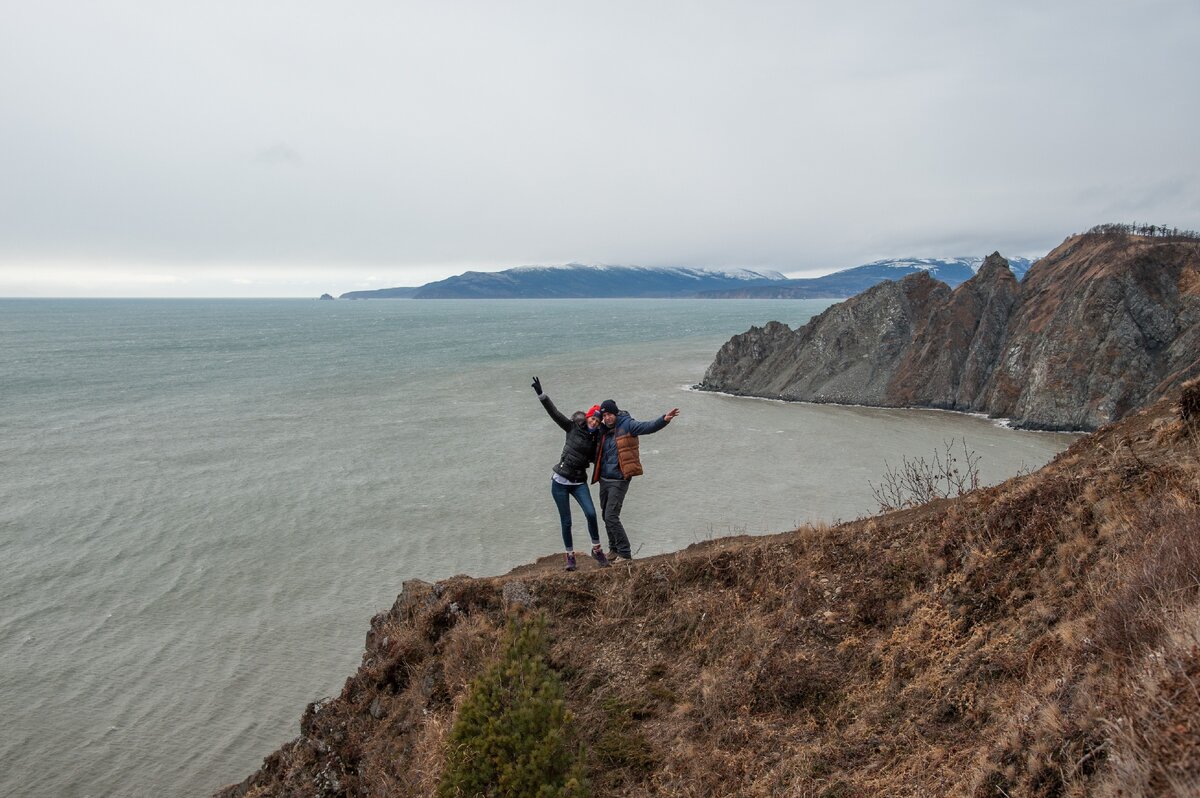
[
  {"x1": 254, "y1": 143, "x2": 303, "y2": 167},
  {"x1": 1, "y1": 0, "x2": 1198, "y2": 295}
]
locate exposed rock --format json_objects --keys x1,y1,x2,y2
[
  {"x1": 889, "y1": 253, "x2": 1021, "y2": 409},
  {"x1": 699, "y1": 235, "x2": 1200, "y2": 430},
  {"x1": 1182, "y1": 379, "x2": 1200, "y2": 423},
  {"x1": 501, "y1": 579, "x2": 535, "y2": 611},
  {"x1": 982, "y1": 237, "x2": 1200, "y2": 429},
  {"x1": 396, "y1": 579, "x2": 436, "y2": 613},
  {"x1": 700, "y1": 272, "x2": 951, "y2": 405}
]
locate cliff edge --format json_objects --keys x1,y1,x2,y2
[
  {"x1": 698, "y1": 232, "x2": 1200, "y2": 430},
  {"x1": 217, "y1": 381, "x2": 1200, "y2": 797}
]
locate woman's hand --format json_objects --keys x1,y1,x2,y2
[{"x1": 531, "y1": 376, "x2": 543, "y2": 395}]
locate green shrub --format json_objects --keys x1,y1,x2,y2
[{"x1": 437, "y1": 614, "x2": 588, "y2": 798}]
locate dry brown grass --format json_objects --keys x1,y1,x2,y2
[{"x1": 216, "y1": 382, "x2": 1200, "y2": 798}]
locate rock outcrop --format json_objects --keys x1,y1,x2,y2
[{"x1": 699, "y1": 233, "x2": 1200, "y2": 430}]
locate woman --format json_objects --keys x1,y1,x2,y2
[{"x1": 531, "y1": 376, "x2": 610, "y2": 571}]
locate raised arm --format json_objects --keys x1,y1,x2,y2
[{"x1": 532, "y1": 376, "x2": 572, "y2": 432}]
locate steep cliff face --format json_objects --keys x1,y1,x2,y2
[
  {"x1": 982, "y1": 236, "x2": 1200, "y2": 429},
  {"x1": 699, "y1": 234, "x2": 1200, "y2": 430},
  {"x1": 699, "y1": 271, "x2": 951, "y2": 405},
  {"x1": 888, "y1": 254, "x2": 1021, "y2": 410}
]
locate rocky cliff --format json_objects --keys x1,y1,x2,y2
[{"x1": 698, "y1": 233, "x2": 1200, "y2": 430}]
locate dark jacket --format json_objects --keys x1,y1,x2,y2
[
  {"x1": 539, "y1": 395, "x2": 598, "y2": 483},
  {"x1": 593, "y1": 410, "x2": 668, "y2": 482}
]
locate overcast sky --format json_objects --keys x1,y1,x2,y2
[{"x1": 2, "y1": 1, "x2": 1198, "y2": 297}]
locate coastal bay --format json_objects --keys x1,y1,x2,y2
[{"x1": 0, "y1": 298, "x2": 1075, "y2": 797}]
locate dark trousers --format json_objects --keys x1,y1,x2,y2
[{"x1": 598, "y1": 477, "x2": 632, "y2": 558}]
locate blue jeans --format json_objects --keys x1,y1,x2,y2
[{"x1": 550, "y1": 480, "x2": 600, "y2": 551}]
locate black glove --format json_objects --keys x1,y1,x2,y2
[{"x1": 531, "y1": 376, "x2": 542, "y2": 395}]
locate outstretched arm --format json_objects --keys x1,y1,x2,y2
[
  {"x1": 624, "y1": 408, "x2": 680, "y2": 435},
  {"x1": 532, "y1": 376, "x2": 572, "y2": 432}
]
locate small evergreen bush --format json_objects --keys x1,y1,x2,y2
[{"x1": 437, "y1": 613, "x2": 588, "y2": 798}]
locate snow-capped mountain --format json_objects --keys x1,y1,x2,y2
[
  {"x1": 697, "y1": 256, "x2": 1036, "y2": 298},
  {"x1": 509, "y1": 264, "x2": 788, "y2": 281},
  {"x1": 339, "y1": 264, "x2": 787, "y2": 299},
  {"x1": 861, "y1": 257, "x2": 1034, "y2": 284}
]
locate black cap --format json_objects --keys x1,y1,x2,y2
[{"x1": 599, "y1": 399, "x2": 620, "y2": 415}]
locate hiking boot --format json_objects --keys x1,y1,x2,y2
[
  {"x1": 608, "y1": 551, "x2": 628, "y2": 563},
  {"x1": 565, "y1": 552, "x2": 577, "y2": 572},
  {"x1": 591, "y1": 546, "x2": 611, "y2": 568}
]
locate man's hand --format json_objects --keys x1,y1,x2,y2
[
  {"x1": 664, "y1": 408, "x2": 680, "y2": 422},
  {"x1": 531, "y1": 376, "x2": 543, "y2": 395}
]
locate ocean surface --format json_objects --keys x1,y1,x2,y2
[{"x1": 0, "y1": 298, "x2": 1078, "y2": 797}]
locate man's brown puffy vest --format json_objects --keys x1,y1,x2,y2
[
  {"x1": 615, "y1": 431, "x2": 643, "y2": 478},
  {"x1": 593, "y1": 427, "x2": 645, "y2": 481}
]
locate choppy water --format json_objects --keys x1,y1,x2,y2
[{"x1": 0, "y1": 298, "x2": 1077, "y2": 797}]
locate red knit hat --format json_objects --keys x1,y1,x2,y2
[{"x1": 585, "y1": 404, "x2": 602, "y2": 418}]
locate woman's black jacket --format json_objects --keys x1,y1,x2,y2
[{"x1": 539, "y1": 394, "x2": 597, "y2": 483}]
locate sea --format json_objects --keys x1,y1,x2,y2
[{"x1": 0, "y1": 298, "x2": 1078, "y2": 797}]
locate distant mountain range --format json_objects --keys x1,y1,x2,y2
[
  {"x1": 338, "y1": 265, "x2": 787, "y2": 299},
  {"x1": 334, "y1": 257, "x2": 1035, "y2": 300},
  {"x1": 696, "y1": 257, "x2": 1035, "y2": 298}
]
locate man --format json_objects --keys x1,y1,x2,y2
[{"x1": 591, "y1": 398, "x2": 680, "y2": 561}]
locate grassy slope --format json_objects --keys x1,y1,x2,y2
[{"x1": 220, "y1": 383, "x2": 1200, "y2": 798}]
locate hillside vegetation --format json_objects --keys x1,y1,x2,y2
[{"x1": 219, "y1": 380, "x2": 1200, "y2": 797}]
